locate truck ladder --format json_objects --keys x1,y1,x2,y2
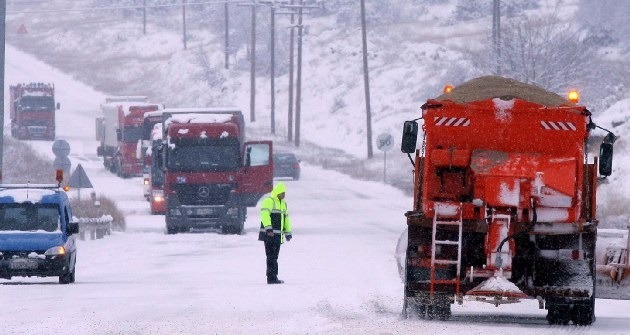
[{"x1": 430, "y1": 202, "x2": 463, "y2": 300}]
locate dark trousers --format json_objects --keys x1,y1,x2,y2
[{"x1": 264, "y1": 237, "x2": 281, "y2": 280}]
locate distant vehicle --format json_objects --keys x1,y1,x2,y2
[
  {"x1": 10, "y1": 82, "x2": 60, "y2": 141},
  {"x1": 273, "y1": 153, "x2": 300, "y2": 180},
  {"x1": 139, "y1": 110, "x2": 167, "y2": 214},
  {"x1": 95, "y1": 96, "x2": 163, "y2": 178},
  {"x1": 0, "y1": 181, "x2": 79, "y2": 284},
  {"x1": 141, "y1": 111, "x2": 165, "y2": 203}
]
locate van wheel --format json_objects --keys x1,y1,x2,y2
[{"x1": 59, "y1": 267, "x2": 75, "y2": 284}]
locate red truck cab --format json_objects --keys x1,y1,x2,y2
[
  {"x1": 96, "y1": 98, "x2": 163, "y2": 178},
  {"x1": 10, "y1": 83, "x2": 59, "y2": 141},
  {"x1": 156, "y1": 109, "x2": 273, "y2": 234}
]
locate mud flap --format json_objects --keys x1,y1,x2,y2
[{"x1": 595, "y1": 228, "x2": 630, "y2": 299}]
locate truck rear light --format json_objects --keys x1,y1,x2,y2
[{"x1": 293, "y1": 162, "x2": 299, "y2": 169}]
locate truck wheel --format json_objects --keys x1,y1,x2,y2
[
  {"x1": 546, "y1": 304, "x2": 570, "y2": 325},
  {"x1": 166, "y1": 224, "x2": 178, "y2": 235},
  {"x1": 570, "y1": 298, "x2": 595, "y2": 325},
  {"x1": 426, "y1": 304, "x2": 451, "y2": 320},
  {"x1": 222, "y1": 220, "x2": 244, "y2": 235}
]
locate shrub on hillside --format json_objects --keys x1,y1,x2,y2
[
  {"x1": 3, "y1": 136, "x2": 125, "y2": 231},
  {"x1": 70, "y1": 196, "x2": 126, "y2": 232},
  {"x1": 3, "y1": 136, "x2": 56, "y2": 183}
]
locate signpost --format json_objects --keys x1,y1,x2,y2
[
  {"x1": 52, "y1": 140, "x2": 71, "y2": 181},
  {"x1": 376, "y1": 133, "x2": 394, "y2": 183}
]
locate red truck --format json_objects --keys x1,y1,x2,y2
[
  {"x1": 95, "y1": 96, "x2": 163, "y2": 178},
  {"x1": 141, "y1": 111, "x2": 166, "y2": 214},
  {"x1": 400, "y1": 76, "x2": 617, "y2": 325},
  {"x1": 10, "y1": 82, "x2": 59, "y2": 140},
  {"x1": 154, "y1": 108, "x2": 273, "y2": 234}
]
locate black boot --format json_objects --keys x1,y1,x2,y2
[{"x1": 267, "y1": 278, "x2": 284, "y2": 284}]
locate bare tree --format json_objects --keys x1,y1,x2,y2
[{"x1": 471, "y1": 13, "x2": 600, "y2": 92}]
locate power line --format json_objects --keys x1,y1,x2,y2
[{"x1": 6, "y1": 0, "x2": 230, "y2": 15}]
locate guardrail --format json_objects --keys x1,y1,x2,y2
[{"x1": 76, "y1": 215, "x2": 113, "y2": 241}]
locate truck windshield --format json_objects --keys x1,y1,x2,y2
[
  {"x1": 167, "y1": 141, "x2": 240, "y2": 172},
  {"x1": 0, "y1": 204, "x2": 60, "y2": 232},
  {"x1": 19, "y1": 96, "x2": 55, "y2": 112},
  {"x1": 122, "y1": 125, "x2": 144, "y2": 143}
]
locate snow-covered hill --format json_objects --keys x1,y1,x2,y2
[{"x1": 4, "y1": 0, "x2": 628, "y2": 221}]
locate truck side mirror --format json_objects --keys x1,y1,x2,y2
[
  {"x1": 245, "y1": 147, "x2": 252, "y2": 167},
  {"x1": 67, "y1": 221, "x2": 79, "y2": 235},
  {"x1": 56, "y1": 102, "x2": 61, "y2": 110},
  {"x1": 599, "y1": 142, "x2": 613, "y2": 177},
  {"x1": 156, "y1": 145, "x2": 165, "y2": 171},
  {"x1": 401, "y1": 121, "x2": 419, "y2": 153}
]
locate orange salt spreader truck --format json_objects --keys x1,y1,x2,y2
[{"x1": 399, "y1": 76, "x2": 618, "y2": 325}]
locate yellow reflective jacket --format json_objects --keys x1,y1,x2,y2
[{"x1": 259, "y1": 182, "x2": 292, "y2": 243}]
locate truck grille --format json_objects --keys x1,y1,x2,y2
[{"x1": 172, "y1": 183, "x2": 232, "y2": 206}]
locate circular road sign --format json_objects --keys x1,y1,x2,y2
[
  {"x1": 53, "y1": 156, "x2": 72, "y2": 173},
  {"x1": 376, "y1": 133, "x2": 394, "y2": 152},
  {"x1": 52, "y1": 139, "x2": 71, "y2": 157}
]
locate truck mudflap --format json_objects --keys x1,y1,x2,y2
[{"x1": 595, "y1": 228, "x2": 630, "y2": 299}]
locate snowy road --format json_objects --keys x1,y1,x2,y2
[{"x1": 2, "y1": 46, "x2": 630, "y2": 334}]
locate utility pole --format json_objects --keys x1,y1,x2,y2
[
  {"x1": 285, "y1": 0, "x2": 317, "y2": 147},
  {"x1": 287, "y1": 0, "x2": 295, "y2": 142},
  {"x1": 237, "y1": 1, "x2": 263, "y2": 123},
  {"x1": 182, "y1": 0, "x2": 187, "y2": 49},
  {"x1": 492, "y1": 0, "x2": 501, "y2": 75},
  {"x1": 259, "y1": 0, "x2": 289, "y2": 134},
  {"x1": 360, "y1": 0, "x2": 373, "y2": 159},
  {"x1": 250, "y1": 4, "x2": 256, "y2": 122},
  {"x1": 270, "y1": 2, "x2": 277, "y2": 134},
  {"x1": 294, "y1": 0, "x2": 303, "y2": 146},
  {"x1": 0, "y1": 0, "x2": 5, "y2": 181},
  {"x1": 143, "y1": 0, "x2": 147, "y2": 35},
  {"x1": 270, "y1": 0, "x2": 276, "y2": 134},
  {"x1": 224, "y1": 0, "x2": 229, "y2": 69}
]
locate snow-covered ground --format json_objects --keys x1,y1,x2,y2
[{"x1": 2, "y1": 44, "x2": 630, "y2": 335}]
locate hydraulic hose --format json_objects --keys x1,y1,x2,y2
[{"x1": 496, "y1": 198, "x2": 537, "y2": 253}]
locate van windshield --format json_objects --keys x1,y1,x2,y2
[{"x1": 0, "y1": 204, "x2": 60, "y2": 232}]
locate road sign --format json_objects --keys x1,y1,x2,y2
[
  {"x1": 68, "y1": 164, "x2": 93, "y2": 188},
  {"x1": 376, "y1": 133, "x2": 394, "y2": 152},
  {"x1": 53, "y1": 156, "x2": 72, "y2": 174},
  {"x1": 52, "y1": 139, "x2": 70, "y2": 157}
]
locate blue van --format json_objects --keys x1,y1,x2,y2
[{"x1": 0, "y1": 184, "x2": 79, "y2": 284}]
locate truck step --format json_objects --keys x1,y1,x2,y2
[
  {"x1": 434, "y1": 259, "x2": 459, "y2": 265},
  {"x1": 435, "y1": 240, "x2": 459, "y2": 245}
]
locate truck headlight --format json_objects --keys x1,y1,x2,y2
[
  {"x1": 44, "y1": 246, "x2": 66, "y2": 257},
  {"x1": 226, "y1": 207, "x2": 239, "y2": 216},
  {"x1": 152, "y1": 190, "x2": 165, "y2": 202},
  {"x1": 169, "y1": 208, "x2": 182, "y2": 216}
]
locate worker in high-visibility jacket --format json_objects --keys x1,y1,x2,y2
[{"x1": 258, "y1": 182, "x2": 292, "y2": 284}]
